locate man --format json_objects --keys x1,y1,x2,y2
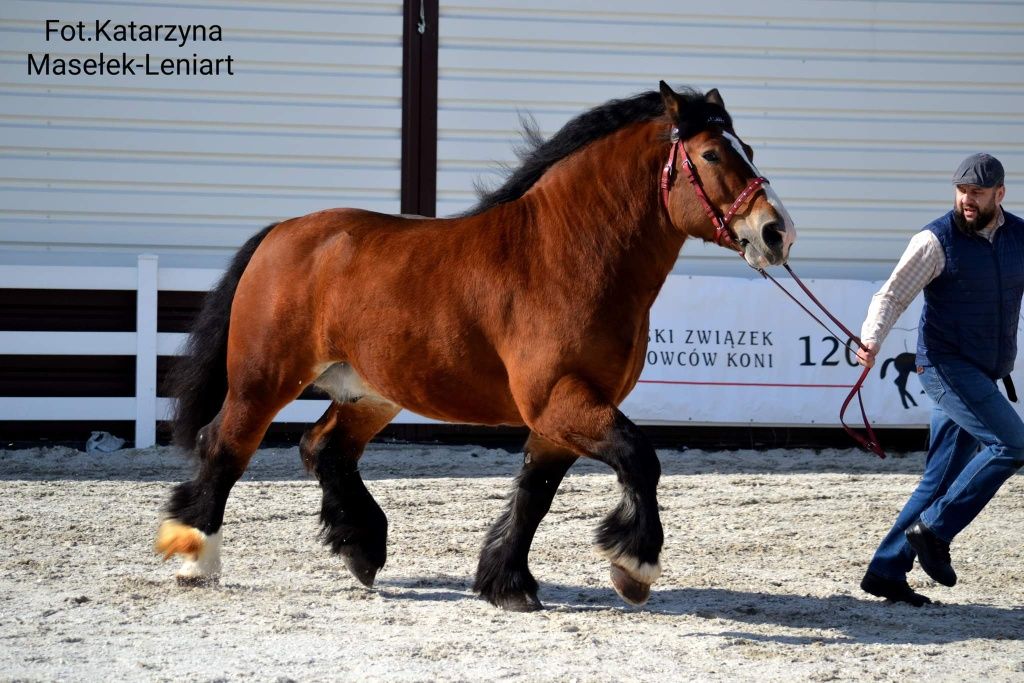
[{"x1": 856, "y1": 153, "x2": 1024, "y2": 606}]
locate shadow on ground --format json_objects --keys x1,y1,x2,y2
[{"x1": 376, "y1": 575, "x2": 1024, "y2": 646}]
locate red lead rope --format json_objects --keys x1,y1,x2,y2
[
  {"x1": 662, "y1": 132, "x2": 886, "y2": 458},
  {"x1": 761, "y1": 266, "x2": 886, "y2": 459}
]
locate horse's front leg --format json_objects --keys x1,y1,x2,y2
[
  {"x1": 474, "y1": 433, "x2": 576, "y2": 611},
  {"x1": 518, "y1": 375, "x2": 663, "y2": 606},
  {"x1": 589, "y1": 412, "x2": 663, "y2": 605}
]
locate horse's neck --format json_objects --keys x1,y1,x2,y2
[{"x1": 522, "y1": 121, "x2": 685, "y2": 298}]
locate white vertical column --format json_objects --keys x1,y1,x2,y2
[{"x1": 135, "y1": 254, "x2": 159, "y2": 448}]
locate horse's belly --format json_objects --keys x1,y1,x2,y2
[
  {"x1": 314, "y1": 361, "x2": 523, "y2": 427},
  {"x1": 313, "y1": 362, "x2": 388, "y2": 404}
]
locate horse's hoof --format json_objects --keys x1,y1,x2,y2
[
  {"x1": 493, "y1": 592, "x2": 543, "y2": 612},
  {"x1": 341, "y1": 550, "x2": 381, "y2": 587},
  {"x1": 610, "y1": 563, "x2": 651, "y2": 606}
]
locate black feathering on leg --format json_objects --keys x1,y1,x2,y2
[
  {"x1": 591, "y1": 413, "x2": 663, "y2": 569},
  {"x1": 474, "y1": 487, "x2": 541, "y2": 611},
  {"x1": 474, "y1": 450, "x2": 575, "y2": 611},
  {"x1": 474, "y1": 554, "x2": 540, "y2": 612},
  {"x1": 595, "y1": 492, "x2": 663, "y2": 567},
  {"x1": 316, "y1": 456, "x2": 388, "y2": 587}
]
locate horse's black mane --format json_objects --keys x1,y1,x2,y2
[{"x1": 464, "y1": 86, "x2": 729, "y2": 216}]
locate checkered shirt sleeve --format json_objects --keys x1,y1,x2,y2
[{"x1": 860, "y1": 231, "x2": 944, "y2": 347}]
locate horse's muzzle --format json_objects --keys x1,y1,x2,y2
[{"x1": 758, "y1": 220, "x2": 790, "y2": 266}]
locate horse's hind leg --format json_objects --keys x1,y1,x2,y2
[
  {"x1": 300, "y1": 398, "x2": 399, "y2": 587},
  {"x1": 474, "y1": 433, "x2": 576, "y2": 611},
  {"x1": 155, "y1": 391, "x2": 293, "y2": 584},
  {"x1": 517, "y1": 375, "x2": 663, "y2": 606}
]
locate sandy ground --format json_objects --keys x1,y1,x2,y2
[{"x1": 0, "y1": 442, "x2": 1022, "y2": 682}]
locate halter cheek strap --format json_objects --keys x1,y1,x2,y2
[{"x1": 660, "y1": 128, "x2": 768, "y2": 253}]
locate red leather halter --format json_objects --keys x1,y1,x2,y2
[
  {"x1": 659, "y1": 126, "x2": 886, "y2": 458},
  {"x1": 659, "y1": 127, "x2": 767, "y2": 252}
]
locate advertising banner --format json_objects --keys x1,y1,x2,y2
[{"x1": 620, "y1": 275, "x2": 1024, "y2": 427}]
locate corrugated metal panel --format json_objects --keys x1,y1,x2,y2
[
  {"x1": 0, "y1": 0, "x2": 403, "y2": 267},
  {"x1": 436, "y1": 0, "x2": 1024, "y2": 279}
]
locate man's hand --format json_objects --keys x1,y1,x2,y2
[{"x1": 856, "y1": 340, "x2": 879, "y2": 368}]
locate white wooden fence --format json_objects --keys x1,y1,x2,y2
[{"x1": 0, "y1": 256, "x2": 437, "y2": 447}]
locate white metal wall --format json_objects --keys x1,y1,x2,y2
[
  {"x1": 0, "y1": 0, "x2": 403, "y2": 268},
  {"x1": 436, "y1": 0, "x2": 1024, "y2": 280}
]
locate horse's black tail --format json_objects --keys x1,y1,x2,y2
[
  {"x1": 879, "y1": 357, "x2": 893, "y2": 379},
  {"x1": 166, "y1": 223, "x2": 278, "y2": 451}
]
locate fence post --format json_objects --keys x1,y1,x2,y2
[{"x1": 135, "y1": 254, "x2": 159, "y2": 448}]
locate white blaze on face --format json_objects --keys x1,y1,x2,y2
[{"x1": 721, "y1": 131, "x2": 796, "y2": 239}]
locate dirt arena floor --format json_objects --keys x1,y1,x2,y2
[{"x1": 1, "y1": 443, "x2": 1022, "y2": 681}]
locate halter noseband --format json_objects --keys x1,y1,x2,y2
[{"x1": 660, "y1": 127, "x2": 769, "y2": 253}]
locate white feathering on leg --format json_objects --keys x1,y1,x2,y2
[
  {"x1": 176, "y1": 530, "x2": 222, "y2": 580},
  {"x1": 594, "y1": 545, "x2": 662, "y2": 584}
]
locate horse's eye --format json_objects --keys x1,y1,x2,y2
[{"x1": 701, "y1": 151, "x2": 720, "y2": 163}]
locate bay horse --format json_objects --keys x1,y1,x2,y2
[{"x1": 156, "y1": 82, "x2": 796, "y2": 611}]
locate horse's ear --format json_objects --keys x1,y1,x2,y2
[
  {"x1": 705, "y1": 88, "x2": 725, "y2": 109},
  {"x1": 659, "y1": 80, "x2": 681, "y2": 122}
]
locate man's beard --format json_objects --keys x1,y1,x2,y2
[{"x1": 953, "y1": 204, "x2": 997, "y2": 233}]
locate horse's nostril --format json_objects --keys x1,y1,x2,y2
[{"x1": 762, "y1": 222, "x2": 783, "y2": 249}]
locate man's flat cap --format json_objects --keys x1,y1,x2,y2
[{"x1": 952, "y1": 153, "x2": 1004, "y2": 188}]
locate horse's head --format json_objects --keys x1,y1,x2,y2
[{"x1": 659, "y1": 82, "x2": 795, "y2": 269}]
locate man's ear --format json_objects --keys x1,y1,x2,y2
[
  {"x1": 704, "y1": 88, "x2": 725, "y2": 108},
  {"x1": 996, "y1": 185, "x2": 1006, "y2": 204},
  {"x1": 659, "y1": 80, "x2": 681, "y2": 123}
]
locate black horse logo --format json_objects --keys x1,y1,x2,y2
[{"x1": 880, "y1": 352, "x2": 920, "y2": 409}]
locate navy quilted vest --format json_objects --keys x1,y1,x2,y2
[{"x1": 916, "y1": 209, "x2": 1024, "y2": 379}]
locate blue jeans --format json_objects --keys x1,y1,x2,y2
[{"x1": 868, "y1": 361, "x2": 1024, "y2": 581}]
